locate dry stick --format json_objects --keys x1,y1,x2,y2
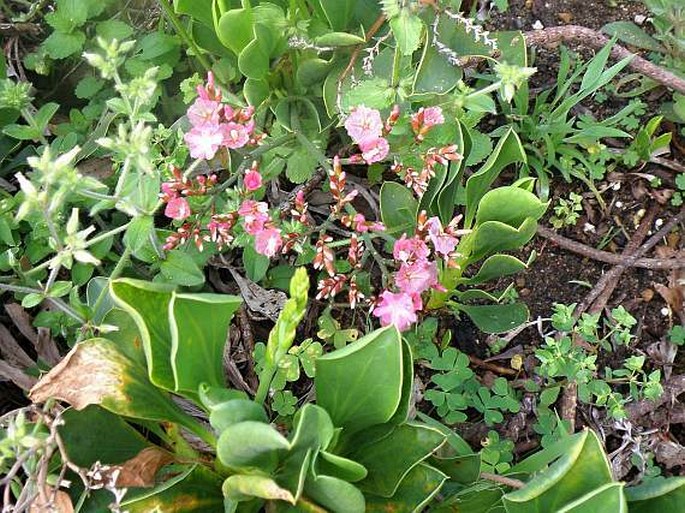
[
  {"x1": 524, "y1": 25, "x2": 685, "y2": 95},
  {"x1": 468, "y1": 355, "x2": 518, "y2": 377},
  {"x1": 578, "y1": 206, "x2": 685, "y2": 318},
  {"x1": 537, "y1": 225, "x2": 685, "y2": 270},
  {"x1": 480, "y1": 472, "x2": 525, "y2": 489},
  {"x1": 581, "y1": 204, "x2": 659, "y2": 317}
]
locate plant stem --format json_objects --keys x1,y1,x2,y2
[
  {"x1": 157, "y1": 0, "x2": 213, "y2": 74},
  {"x1": 254, "y1": 366, "x2": 275, "y2": 406}
]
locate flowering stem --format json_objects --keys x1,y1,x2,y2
[
  {"x1": 360, "y1": 232, "x2": 390, "y2": 286},
  {"x1": 157, "y1": 0, "x2": 214, "y2": 74},
  {"x1": 0, "y1": 283, "x2": 85, "y2": 323},
  {"x1": 465, "y1": 80, "x2": 502, "y2": 101}
]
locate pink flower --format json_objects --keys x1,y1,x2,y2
[
  {"x1": 255, "y1": 228, "x2": 283, "y2": 258},
  {"x1": 344, "y1": 106, "x2": 383, "y2": 145},
  {"x1": 393, "y1": 235, "x2": 430, "y2": 263},
  {"x1": 373, "y1": 291, "x2": 418, "y2": 332},
  {"x1": 184, "y1": 123, "x2": 224, "y2": 160},
  {"x1": 165, "y1": 197, "x2": 191, "y2": 220},
  {"x1": 353, "y1": 213, "x2": 385, "y2": 233},
  {"x1": 421, "y1": 107, "x2": 445, "y2": 128},
  {"x1": 187, "y1": 98, "x2": 222, "y2": 127},
  {"x1": 426, "y1": 217, "x2": 458, "y2": 256},
  {"x1": 222, "y1": 122, "x2": 250, "y2": 149},
  {"x1": 244, "y1": 169, "x2": 262, "y2": 191},
  {"x1": 238, "y1": 200, "x2": 270, "y2": 235},
  {"x1": 395, "y1": 260, "x2": 439, "y2": 295},
  {"x1": 359, "y1": 137, "x2": 389, "y2": 164}
]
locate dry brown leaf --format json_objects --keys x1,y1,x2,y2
[
  {"x1": 29, "y1": 341, "x2": 127, "y2": 409},
  {"x1": 29, "y1": 488, "x2": 74, "y2": 513},
  {"x1": 115, "y1": 447, "x2": 174, "y2": 488}
]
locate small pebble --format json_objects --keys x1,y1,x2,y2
[
  {"x1": 661, "y1": 307, "x2": 671, "y2": 316},
  {"x1": 634, "y1": 14, "x2": 647, "y2": 25},
  {"x1": 558, "y1": 12, "x2": 573, "y2": 23},
  {"x1": 615, "y1": 201, "x2": 623, "y2": 208},
  {"x1": 641, "y1": 288, "x2": 654, "y2": 302},
  {"x1": 532, "y1": 20, "x2": 544, "y2": 30},
  {"x1": 583, "y1": 223, "x2": 596, "y2": 233},
  {"x1": 655, "y1": 218, "x2": 664, "y2": 228},
  {"x1": 612, "y1": 182, "x2": 621, "y2": 191}
]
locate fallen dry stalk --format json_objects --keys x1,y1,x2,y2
[{"x1": 524, "y1": 25, "x2": 685, "y2": 94}]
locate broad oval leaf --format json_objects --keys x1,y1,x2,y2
[
  {"x1": 365, "y1": 463, "x2": 448, "y2": 513},
  {"x1": 625, "y1": 476, "x2": 685, "y2": 513},
  {"x1": 222, "y1": 474, "x2": 295, "y2": 504},
  {"x1": 380, "y1": 182, "x2": 418, "y2": 235},
  {"x1": 217, "y1": 421, "x2": 290, "y2": 472},
  {"x1": 315, "y1": 326, "x2": 404, "y2": 433},
  {"x1": 209, "y1": 399, "x2": 268, "y2": 432},
  {"x1": 457, "y1": 302, "x2": 529, "y2": 334}
]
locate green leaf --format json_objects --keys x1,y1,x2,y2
[
  {"x1": 238, "y1": 38, "x2": 270, "y2": 79},
  {"x1": 286, "y1": 145, "x2": 319, "y2": 184},
  {"x1": 343, "y1": 78, "x2": 395, "y2": 111},
  {"x1": 160, "y1": 250, "x2": 205, "y2": 286},
  {"x1": 317, "y1": 451, "x2": 368, "y2": 482},
  {"x1": 171, "y1": 292, "x2": 242, "y2": 396},
  {"x1": 315, "y1": 32, "x2": 365, "y2": 47},
  {"x1": 459, "y1": 254, "x2": 529, "y2": 286},
  {"x1": 96, "y1": 19, "x2": 134, "y2": 42},
  {"x1": 503, "y1": 429, "x2": 613, "y2": 513},
  {"x1": 123, "y1": 464, "x2": 224, "y2": 513},
  {"x1": 244, "y1": 78, "x2": 271, "y2": 106},
  {"x1": 34, "y1": 102, "x2": 60, "y2": 131},
  {"x1": 316, "y1": 326, "x2": 404, "y2": 433},
  {"x1": 3, "y1": 124, "x2": 40, "y2": 141},
  {"x1": 123, "y1": 215, "x2": 160, "y2": 263},
  {"x1": 304, "y1": 474, "x2": 366, "y2": 513},
  {"x1": 59, "y1": 405, "x2": 150, "y2": 467},
  {"x1": 466, "y1": 217, "x2": 538, "y2": 263},
  {"x1": 347, "y1": 423, "x2": 445, "y2": 497},
  {"x1": 626, "y1": 477, "x2": 685, "y2": 513},
  {"x1": 222, "y1": 474, "x2": 295, "y2": 504},
  {"x1": 390, "y1": 10, "x2": 424, "y2": 56},
  {"x1": 365, "y1": 463, "x2": 448, "y2": 513},
  {"x1": 174, "y1": 0, "x2": 214, "y2": 27},
  {"x1": 556, "y1": 482, "x2": 627, "y2": 512},
  {"x1": 209, "y1": 399, "x2": 268, "y2": 432},
  {"x1": 21, "y1": 292, "x2": 44, "y2": 308},
  {"x1": 318, "y1": 0, "x2": 356, "y2": 30},
  {"x1": 243, "y1": 244, "x2": 270, "y2": 282},
  {"x1": 475, "y1": 186, "x2": 548, "y2": 228},
  {"x1": 464, "y1": 128, "x2": 526, "y2": 228},
  {"x1": 110, "y1": 279, "x2": 240, "y2": 399},
  {"x1": 380, "y1": 182, "x2": 418, "y2": 235},
  {"x1": 457, "y1": 303, "x2": 529, "y2": 334},
  {"x1": 43, "y1": 30, "x2": 86, "y2": 59},
  {"x1": 217, "y1": 421, "x2": 290, "y2": 472},
  {"x1": 601, "y1": 21, "x2": 663, "y2": 53},
  {"x1": 75, "y1": 76, "x2": 105, "y2": 99},
  {"x1": 412, "y1": 45, "x2": 462, "y2": 97}
]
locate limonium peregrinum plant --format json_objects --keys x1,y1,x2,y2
[{"x1": 161, "y1": 74, "x2": 464, "y2": 332}]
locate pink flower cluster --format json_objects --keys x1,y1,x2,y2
[
  {"x1": 411, "y1": 106, "x2": 445, "y2": 141},
  {"x1": 373, "y1": 213, "x2": 465, "y2": 332},
  {"x1": 344, "y1": 106, "x2": 390, "y2": 164},
  {"x1": 160, "y1": 167, "x2": 217, "y2": 221},
  {"x1": 237, "y1": 200, "x2": 283, "y2": 258},
  {"x1": 183, "y1": 73, "x2": 257, "y2": 160}
]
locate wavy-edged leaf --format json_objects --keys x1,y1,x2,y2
[
  {"x1": 625, "y1": 476, "x2": 685, "y2": 513},
  {"x1": 315, "y1": 326, "x2": 404, "y2": 433},
  {"x1": 347, "y1": 423, "x2": 445, "y2": 497},
  {"x1": 365, "y1": 463, "x2": 447, "y2": 513},
  {"x1": 503, "y1": 429, "x2": 613, "y2": 513}
]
